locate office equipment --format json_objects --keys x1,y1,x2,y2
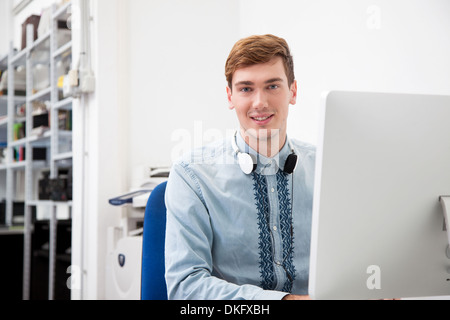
[
  {"x1": 141, "y1": 182, "x2": 168, "y2": 300},
  {"x1": 38, "y1": 171, "x2": 51, "y2": 200},
  {"x1": 310, "y1": 91, "x2": 450, "y2": 300},
  {"x1": 106, "y1": 172, "x2": 168, "y2": 300},
  {"x1": 105, "y1": 234, "x2": 143, "y2": 300},
  {"x1": 109, "y1": 167, "x2": 169, "y2": 207},
  {"x1": 109, "y1": 190, "x2": 153, "y2": 207}
]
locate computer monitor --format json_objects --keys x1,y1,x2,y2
[{"x1": 309, "y1": 91, "x2": 450, "y2": 300}]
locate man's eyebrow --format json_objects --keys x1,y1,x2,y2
[
  {"x1": 234, "y1": 81, "x2": 254, "y2": 87},
  {"x1": 234, "y1": 78, "x2": 284, "y2": 87},
  {"x1": 265, "y1": 78, "x2": 284, "y2": 84}
]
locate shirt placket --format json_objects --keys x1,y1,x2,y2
[{"x1": 266, "y1": 174, "x2": 287, "y2": 291}]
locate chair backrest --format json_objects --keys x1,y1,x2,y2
[{"x1": 141, "y1": 182, "x2": 168, "y2": 300}]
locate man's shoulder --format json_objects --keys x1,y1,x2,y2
[
  {"x1": 290, "y1": 138, "x2": 316, "y2": 155},
  {"x1": 175, "y1": 138, "x2": 233, "y2": 168}
]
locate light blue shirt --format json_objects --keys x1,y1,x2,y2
[{"x1": 165, "y1": 133, "x2": 316, "y2": 300}]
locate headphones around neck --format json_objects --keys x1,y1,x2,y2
[{"x1": 231, "y1": 131, "x2": 298, "y2": 175}]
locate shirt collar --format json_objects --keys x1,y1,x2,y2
[{"x1": 236, "y1": 131, "x2": 292, "y2": 176}]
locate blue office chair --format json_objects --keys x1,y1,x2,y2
[{"x1": 141, "y1": 181, "x2": 168, "y2": 300}]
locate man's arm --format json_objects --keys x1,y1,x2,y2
[{"x1": 164, "y1": 162, "x2": 287, "y2": 300}]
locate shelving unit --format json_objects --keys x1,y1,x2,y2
[
  {"x1": 0, "y1": 1, "x2": 73, "y2": 300},
  {"x1": 0, "y1": 56, "x2": 8, "y2": 198}
]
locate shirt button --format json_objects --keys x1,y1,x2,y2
[
  {"x1": 271, "y1": 188, "x2": 275, "y2": 193},
  {"x1": 273, "y1": 226, "x2": 278, "y2": 231}
]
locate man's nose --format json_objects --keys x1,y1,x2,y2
[{"x1": 252, "y1": 90, "x2": 269, "y2": 109}]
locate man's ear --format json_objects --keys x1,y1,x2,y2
[
  {"x1": 227, "y1": 86, "x2": 235, "y2": 110},
  {"x1": 289, "y1": 81, "x2": 298, "y2": 106}
]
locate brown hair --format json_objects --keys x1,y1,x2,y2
[{"x1": 225, "y1": 34, "x2": 295, "y2": 89}]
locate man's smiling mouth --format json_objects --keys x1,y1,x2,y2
[{"x1": 251, "y1": 115, "x2": 274, "y2": 121}]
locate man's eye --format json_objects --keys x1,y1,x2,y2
[
  {"x1": 240, "y1": 87, "x2": 252, "y2": 93},
  {"x1": 269, "y1": 85, "x2": 279, "y2": 90}
]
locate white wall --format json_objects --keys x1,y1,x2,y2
[
  {"x1": 238, "y1": 0, "x2": 450, "y2": 144},
  {"x1": 126, "y1": 0, "x2": 450, "y2": 174},
  {"x1": 70, "y1": 0, "x2": 129, "y2": 300},
  {"x1": 126, "y1": 0, "x2": 241, "y2": 186},
  {"x1": 0, "y1": 0, "x2": 12, "y2": 54}
]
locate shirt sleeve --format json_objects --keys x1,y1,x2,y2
[{"x1": 164, "y1": 161, "x2": 288, "y2": 300}]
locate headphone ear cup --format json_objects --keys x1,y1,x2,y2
[
  {"x1": 238, "y1": 153, "x2": 257, "y2": 175},
  {"x1": 283, "y1": 154, "x2": 298, "y2": 174}
]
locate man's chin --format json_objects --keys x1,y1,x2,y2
[{"x1": 242, "y1": 128, "x2": 281, "y2": 141}]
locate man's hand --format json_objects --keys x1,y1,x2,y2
[{"x1": 282, "y1": 295, "x2": 312, "y2": 300}]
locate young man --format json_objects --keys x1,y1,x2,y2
[{"x1": 164, "y1": 34, "x2": 316, "y2": 300}]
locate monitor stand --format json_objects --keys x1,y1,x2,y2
[{"x1": 439, "y1": 196, "x2": 450, "y2": 258}]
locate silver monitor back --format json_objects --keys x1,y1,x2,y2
[{"x1": 309, "y1": 91, "x2": 450, "y2": 300}]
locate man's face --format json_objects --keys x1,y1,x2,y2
[{"x1": 227, "y1": 57, "x2": 297, "y2": 146}]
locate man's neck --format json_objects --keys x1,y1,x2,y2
[{"x1": 240, "y1": 128, "x2": 287, "y2": 158}]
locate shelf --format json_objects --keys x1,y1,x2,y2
[
  {"x1": 29, "y1": 200, "x2": 73, "y2": 222},
  {"x1": 0, "y1": 96, "x2": 7, "y2": 108},
  {"x1": 54, "y1": 201, "x2": 72, "y2": 207},
  {"x1": 0, "y1": 228, "x2": 24, "y2": 236},
  {"x1": 53, "y1": 41, "x2": 72, "y2": 59},
  {"x1": 30, "y1": 32, "x2": 51, "y2": 52},
  {"x1": 9, "y1": 160, "x2": 48, "y2": 170},
  {"x1": 31, "y1": 160, "x2": 48, "y2": 170},
  {"x1": 10, "y1": 131, "x2": 55, "y2": 147},
  {"x1": 9, "y1": 161, "x2": 26, "y2": 170},
  {"x1": 59, "y1": 130, "x2": 72, "y2": 137},
  {"x1": 0, "y1": 96, "x2": 26, "y2": 107},
  {"x1": 14, "y1": 116, "x2": 26, "y2": 123},
  {"x1": 2, "y1": 0, "x2": 74, "y2": 301},
  {"x1": 10, "y1": 137, "x2": 27, "y2": 148},
  {"x1": 11, "y1": 33, "x2": 52, "y2": 67},
  {"x1": 10, "y1": 48, "x2": 27, "y2": 66},
  {"x1": 31, "y1": 250, "x2": 70, "y2": 262},
  {"x1": 0, "y1": 160, "x2": 49, "y2": 171},
  {"x1": 0, "y1": 53, "x2": 8, "y2": 69},
  {"x1": 28, "y1": 130, "x2": 52, "y2": 147},
  {"x1": 54, "y1": 97, "x2": 73, "y2": 110},
  {"x1": 15, "y1": 95, "x2": 27, "y2": 101},
  {"x1": 27, "y1": 200, "x2": 53, "y2": 207},
  {"x1": 28, "y1": 87, "x2": 51, "y2": 103},
  {"x1": 28, "y1": 200, "x2": 72, "y2": 207},
  {"x1": 52, "y1": 2, "x2": 72, "y2": 20},
  {"x1": 53, "y1": 152, "x2": 73, "y2": 162}
]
